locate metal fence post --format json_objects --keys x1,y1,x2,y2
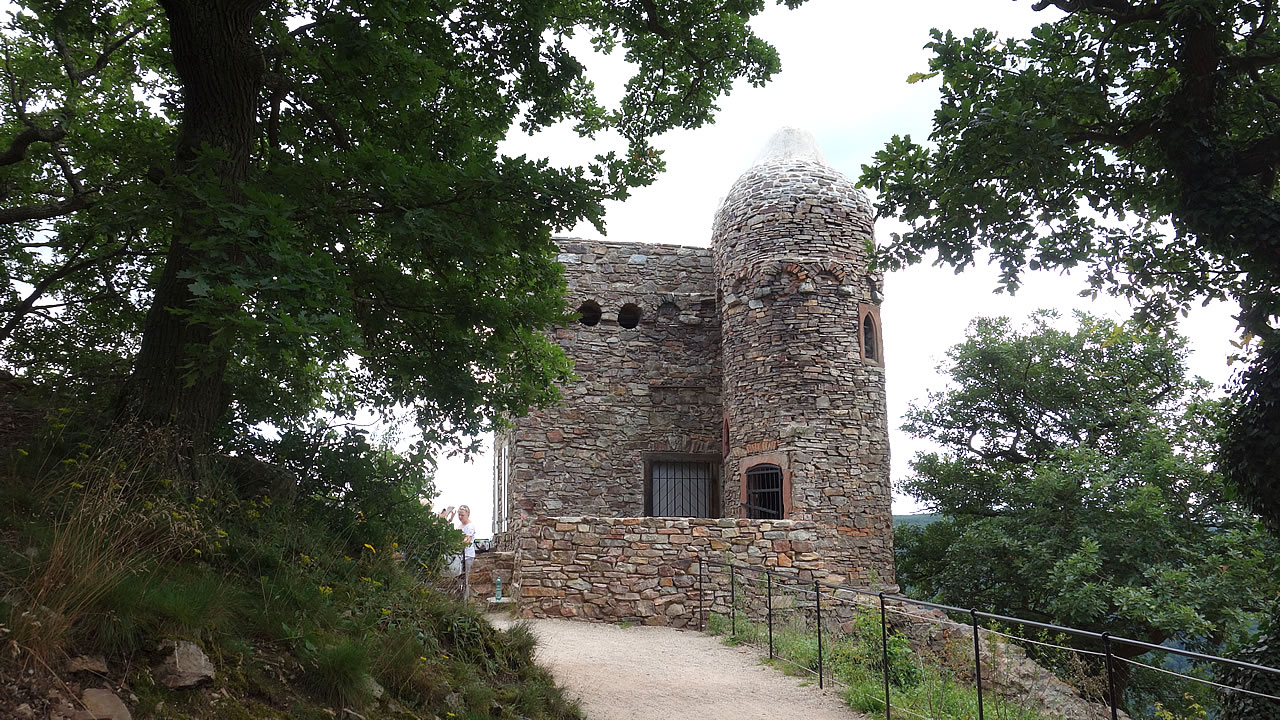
[
  {"x1": 971, "y1": 609, "x2": 984, "y2": 720},
  {"x1": 698, "y1": 556, "x2": 705, "y2": 632},
  {"x1": 880, "y1": 592, "x2": 891, "y2": 720},
  {"x1": 767, "y1": 572, "x2": 774, "y2": 659},
  {"x1": 1103, "y1": 633, "x2": 1119, "y2": 720},
  {"x1": 815, "y1": 580, "x2": 823, "y2": 689},
  {"x1": 730, "y1": 563, "x2": 737, "y2": 636}
]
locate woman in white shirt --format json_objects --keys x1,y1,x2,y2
[{"x1": 456, "y1": 504, "x2": 476, "y2": 597}]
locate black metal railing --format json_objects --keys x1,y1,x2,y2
[{"x1": 693, "y1": 557, "x2": 1280, "y2": 720}]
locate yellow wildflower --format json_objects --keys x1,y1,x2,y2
[{"x1": 363, "y1": 543, "x2": 376, "y2": 554}]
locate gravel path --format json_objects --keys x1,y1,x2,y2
[{"x1": 490, "y1": 616, "x2": 868, "y2": 720}]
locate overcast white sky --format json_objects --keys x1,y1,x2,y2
[{"x1": 431, "y1": 0, "x2": 1240, "y2": 536}]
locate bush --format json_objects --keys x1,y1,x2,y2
[
  {"x1": 831, "y1": 610, "x2": 922, "y2": 688},
  {"x1": 229, "y1": 428, "x2": 459, "y2": 566}
]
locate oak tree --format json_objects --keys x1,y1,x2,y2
[
  {"x1": 1, "y1": 0, "x2": 804, "y2": 470},
  {"x1": 859, "y1": 0, "x2": 1280, "y2": 530}
]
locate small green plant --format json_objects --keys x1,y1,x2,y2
[
  {"x1": 704, "y1": 608, "x2": 1049, "y2": 720},
  {"x1": 303, "y1": 638, "x2": 373, "y2": 708}
]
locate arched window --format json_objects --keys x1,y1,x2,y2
[
  {"x1": 618, "y1": 302, "x2": 642, "y2": 329},
  {"x1": 859, "y1": 304, "x2": 882, "y2": 364},
  {"x1": 744, "y1": 464, "x2": 784, "y2": 519},
  {"x1": 578, "y1": 300, "x2": 601, "y2": 326},
  {"x1": 862, "y1": 312, "x2": 878, "y2": 361}
]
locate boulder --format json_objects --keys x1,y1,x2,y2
[
  {"x1": 78, "y1": 688, "x2": 131, "y2": 720},
  {"x1": 154, "y1": 640, "x2": 215, "y2": 689}
]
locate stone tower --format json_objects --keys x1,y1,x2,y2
[{"x1": 712, "y1": 128, "x2": 892, "y2": 582}]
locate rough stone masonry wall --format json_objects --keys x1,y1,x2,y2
[
  {"x1": 493, "y1": 240, "x2": 722, "y2": 541},
  {"x1": 711, "y1": 156, "x2": 894, "y2": 583},
  {"x1": 466, "y1": 551, "x2": 515, "y2": 605},
  {"x1": 513, "y1": 516, "x2": 890, "y2": 626}
]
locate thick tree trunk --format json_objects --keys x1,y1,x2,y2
[{"x1": 115, "y1": 0, "x2": 263, "y2": 474}]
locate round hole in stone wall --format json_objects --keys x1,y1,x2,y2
[
  {"x1": 578, "y1": 300, "x2": 602, "y2": 326},
  {"x1": 618, "y1": 303, "x2": 642, "y2": 329}
]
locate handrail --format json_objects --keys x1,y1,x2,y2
[{"x1": 697, "y1": 557, "x2": 1280, "y2": 679}]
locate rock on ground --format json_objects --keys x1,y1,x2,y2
[
  {"x1": 78, "y1": 688, "x2": 131, "y2": 720},
  {"x1": 154, "y1": 640, "x2": 216, "y2": 689},
  {"x1": 66, "y1": 655, "x2": 108, "y2": 674}
]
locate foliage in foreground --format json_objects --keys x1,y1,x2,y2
[
  {"x1": 1, "y1": 0, "x2": 809, "y2": 467},
  {"x1": 860, "y1": 11, "x2": 1280, "y2": 701},
  {"x1": 0, "y1": 418, "x2": 579, "y2": 720}
]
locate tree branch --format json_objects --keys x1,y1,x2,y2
[
  {"x1": 49, "y1": 143, "x2": 84, "y2": 194},
  {"x1": 1067, "y1": 118, "x2": 1156, "y2": 148},
  {"x1": 53, "y1": 22, "x2": 150, "y2": 84},
  {"x1": 1029, "y1": 0, "x2": 1166, "y2": 22},
  {"x1": 0, "y1": 194, "x2": 93, "y2": 225},
  {"x1": 0, "y1": 247, "x2": 127, "y2": 343},
  {"x1": 1236, "y1": 131, "x2": 1280, "y2": 177},
  {"x1": 0, "y1": 125, "x2": 67, "y2": 166},
  {"x1": 262, "y1": 72, "x2": 352, "y2": 150}
]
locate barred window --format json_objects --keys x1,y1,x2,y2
[
  {"x1": 744, "y1": 464, "x2": 784, "y2": 519},
  {"x1": 646, "y1": 459, "x2": 717, "y2": 517}
]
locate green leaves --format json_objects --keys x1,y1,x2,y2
[
  {"x1": 905, "y1": 71, "x2": 939, "y2": 84},
  {"x1": 1, "y1": 0, "x2": 806, "y2": 450},
  {"x1": 896, "y1": 312, "x2": 1280, "y2": 661},
  {"x1": 859, "y1": 3, "x2": 1280, "y2": 332}
]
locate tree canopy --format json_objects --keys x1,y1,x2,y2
[
  {"x1": 1, "y1": 0, "x2": 804, "y2": 467},
  {"x1": 895, "y1": 312, "x2": 1280, "y2": 706},
  {"x1": 859, "y1": 0, "x2": 1280, "y2": 528}
]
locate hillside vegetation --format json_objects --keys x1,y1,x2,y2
[{"x1": 0, "y1": 382, "x2": 581, "y2": 720}]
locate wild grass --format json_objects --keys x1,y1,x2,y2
[
  {"x1": 707, "y1": 610, "x2": 1047, "y2": 720},
  {"x1": 1, "y1": 432, "x2": 186, "y2": 672},
  {"x1": 0, "y1": 420, "x2": 583, "y2": 720},
  {"x1": 302, "y1": 638, "x2": 373, "y2": 708}
]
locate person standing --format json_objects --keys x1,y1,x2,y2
[{"x1": 456, "y1": 504, "x2": 476, "y2": 597}]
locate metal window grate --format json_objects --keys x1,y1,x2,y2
[
  {"x1": 648, "y1": 461, "x2": 714, "y2": 517},
  {"x1": 744, "y1": 463, "x2": 783, "y2": 519}
]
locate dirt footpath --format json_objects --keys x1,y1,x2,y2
[{"x1": 490, "y1": 616, "x2": 867, "y2": 720}]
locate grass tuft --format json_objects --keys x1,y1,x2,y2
[{"x1": 303, "y1": 638, "x2": 373, "y2": 708}]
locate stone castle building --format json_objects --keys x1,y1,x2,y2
[{"x1": 485, "y1": 129, "x2": 894, "y2": 619}]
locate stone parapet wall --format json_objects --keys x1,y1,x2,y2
[
  {"x1": 466, "y1": 551, "x2": 515, "y2": 604},
  {"x1": 512, "y1": 516, "x2": 892, "y2": 626}
]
